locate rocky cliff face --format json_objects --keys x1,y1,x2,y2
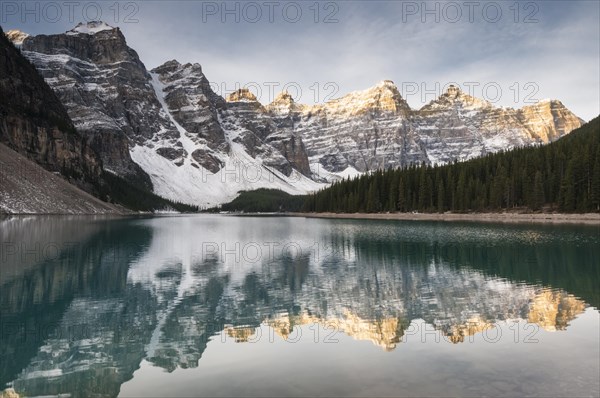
[
  {"x1": 222, "y1": 88, "x2": 312, "y2": 177},
  {"x1": 8, "y1": 23, "x2": 319, "y2": 206},
  {"x1": 151, "y1": 61, "x2": 228, "y2": 153},
  {"x1": 292, "y1": 83, "x2": 584, "y2": 172},
  {"x1": 6, "y1": 22, "x2": 585, "y2": 206},
  {"x1": 4, "y1": 29, "x2": 28, "y2": 46},
  {"x1": 273, "y1": 80, "x2": 425, "y2": 176},
  {"x1": 517, "y1": 99, "x2": 584, "y2": 143},
  {"x1": 14, "y1": 21, "x2": 169, "y2": 189},
  {"x1": 412, "y1": 86, "x2": 585, "y2": 164},
  {"x1": 0, "y1": 25, "x2": 103, "y2": 193}
]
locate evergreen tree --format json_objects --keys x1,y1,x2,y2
[
  {"x1": 397, "y1": 176, "x2": 406, "y2": 212},
  {"x1": 417, "y1": 167, "x2": 427, "y2": 210},
  {"x1": 562, "y1": 162, "x2": 576, "y2": 211},
  {"x1": 366, "y1": 180, "x2": 380, "y2": 213},
  {"x1": 532, "y1": 171, "x2": 545, "y2": 211},
  {"x1": 437, "y1": 180, "x2": 445, "y2": 213},
  {"x1": 456, "y1": 170, "x2": 467, "y2": 212},
  {"x1": 592, "y1": 148, "x2": 600, "y2": 211},
  {"x1": 388, "y1": 176, "x2": 399, "y2": 211}
]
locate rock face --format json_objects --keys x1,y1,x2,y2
[
  {"x1": 222, "y1": 88, "x2": 312, "y2": 177},
  {"x1": 16, "y1": 22, "x2": 170, "y2": 189},
  {"x1": 9, "y1": 23, "x2": 320, "y2": 206},
  {"x1": 517, "y1": 99, "x2": 584, "y2": 143},
  {"x1": 4, "y1": 29, "x2": 28, "y2": 46},
  {"x1": 412, "y1": 86, "x2": 585, "y2": 164},
  {"x1": 272, "y1": 80, "x2": 424, "y2": 177},
  {"x1": 151, "y1": 60, "x2": 228, "y2": 154},
  {"x1": 266, "y1": 91, "x2": 321, "y2": 177},
  {"x1": 6, "y1": 22, "x2": 585, "y2": 206},
  {"x1": 291, "y1": 83, "x2": 584, "y2": 173},
  {"x1": 0, "y1": 26, "x2": 103, "y2": 194}
]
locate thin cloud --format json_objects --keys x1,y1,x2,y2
[{"x1": 3, "y1": 0, "x2": 598, "y2": 119}]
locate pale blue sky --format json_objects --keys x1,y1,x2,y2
[{"x1": 2, "y1": 0, "x2": 599, "y2": 120}]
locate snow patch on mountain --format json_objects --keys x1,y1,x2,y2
[
  {"x1": 67, "y1": 21, "x2": 114, "y2": 35},
  {"x1": 311, "y1": 164, "x2": 362, "y2": 181},
  {"x1": 129, "y1": 73, "x2": 324, "y2": 208}
]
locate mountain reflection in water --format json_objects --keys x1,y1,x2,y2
[{"x1": 1, "y1": 215, "x2": 598, "y2": 397}]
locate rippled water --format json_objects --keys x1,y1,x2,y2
[{"x1": 1, "y1": 215, "x2": 599, "y2": 397}]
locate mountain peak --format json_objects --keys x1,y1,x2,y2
[
  {"x1": 322, "y1": 80, "x2": 409, "y2": 116},
  {"x1": 376, "y1": 80, "x2": 397, "y2": 89},
  {"x1": 164, "y1": 59, "x2": 182, "y2": 67},
  {"x1": 525, "y1": 98, "x2": 563, "y2": 108},
  {"x1": 271, "y1": 90, "x2": 296, "y2": 106},
  {"x1": 226, "y1": 88, "x2": 259, "y2": 103},
  {"x1": 445, "y1": 84, "x2": 460, "y2": 98},
  {"x1": 152, "y1": 59, "x2": 184, "y2": 75},
  {"x1": 421, "y1": 84, "x2": 491, "y2": 111},
  {"x1": 366, "y1": 80, "x2": 401, "y2": 97},
  {"x1": 67, "y1": 21, "x2": 115, "y2": 36},
  {"x1": 5, "y1": 29, "x2": 29, "y2": 46},
  {"x1": 267, "y1": 90, "x2": 302, "y2": 114}
]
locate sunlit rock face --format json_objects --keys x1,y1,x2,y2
[
  {"x1": 4, "y1": 29, "x2": 28, "y2": 46},
  {"x1": 282, "y1": 81, "x2": 423, "y2": 175},
  {"x1": 226, "y1": 88, "x2": 259, "y2": 103},
  {"x1": 311, "y1": 80, "x2": 411, "y2": 117},
  {"x1": 412, "y1": 85, "x2": 585, "y2": 164},
  {"x1": 517, "y1": 100, "x2": 584, "y2": 143},
  {"x1": 269, "y1": 83, "x2": 583, "y2": 175},
  {"x1": 528, "y1": 290, "x2": 588, "y2": 331},
  {"x1": 265, "y1": 311, "x2": 409, "y2": 351}
]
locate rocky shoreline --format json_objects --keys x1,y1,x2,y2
[{"x1": 288, "y1": 212, "x2": 600, "y2": 225}]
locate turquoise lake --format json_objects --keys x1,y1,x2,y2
[{"x1": 1, "y1": 215, "x2": 599, "y2": 397}]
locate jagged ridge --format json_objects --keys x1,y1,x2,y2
[{"x1": 4, "y1": 22, "x2": 585, "y2": 207}]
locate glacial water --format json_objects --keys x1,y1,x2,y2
[{"x1": 1, "y1": 215, "x2": 598, "y2": 397}]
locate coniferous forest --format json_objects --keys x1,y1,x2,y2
[
  {"x1": 211, "y1": 189, "x2": 305, "y2": 213},
  {"x1": 303, "y1": 116, "x2": 600, "y2": 214}
]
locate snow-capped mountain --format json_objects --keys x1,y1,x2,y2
[
  {"x1": 6, "y1": 22, "x2": 585, "y2": 206},
  {"x1": 271, "y1": 80, "x2": 426, "y2": 177},
  {"x1": 222, "y1": 87, "x2": 312, "y2": 177},
  {"x1": 412, "y1": 86, "x2": 584, "y2": 164},
  {"x1": 129, "y1": 68, "x2": 321, "y2": 206},
  {"x1": 280, "y1": 82, "x2": 584, "y2": 172},
  {"x1": 10, "y1": 23, "x2": 321, "y2": 206}
]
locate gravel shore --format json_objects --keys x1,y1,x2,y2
[{"x1": 289, "y1": 212, "x2": 600, "y2": 225}]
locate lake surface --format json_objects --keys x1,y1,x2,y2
[{"x1": 1, "y1": 215, "x2": 599, "y2": 397}]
